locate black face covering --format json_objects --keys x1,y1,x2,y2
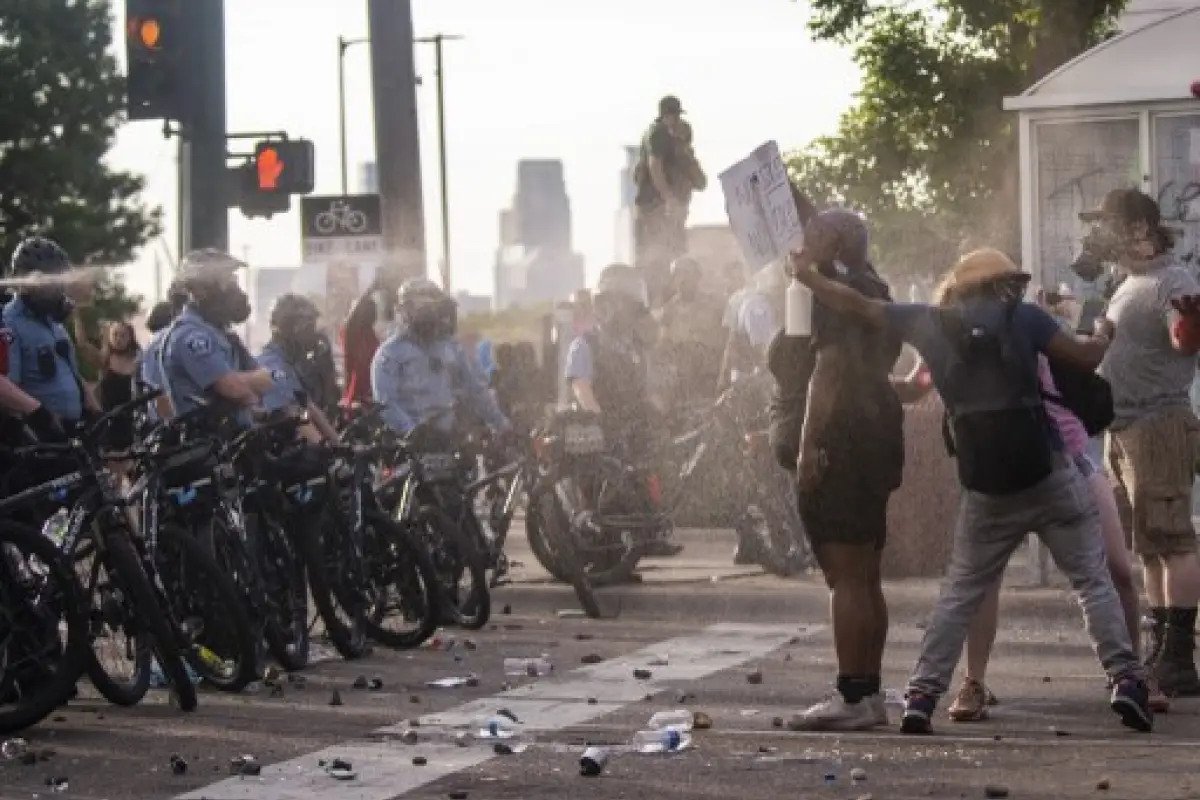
[
  {"x1": 195, "y1": 286, "x2": 252, "y2": 327},
  {"x1": 24, "y1": 289, "x2": 74, "y2": 322}
]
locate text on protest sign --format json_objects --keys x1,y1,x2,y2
[{"x1": 719, "y1": 141, "x2": 804, "y2": 269}]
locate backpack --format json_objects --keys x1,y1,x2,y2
[
  {"x1": 938, "y1": 301, "x2": 1056, "y2": 495},
  {"x1": 1044, "y1": 361, "x2": 1114, "y2": 437}
]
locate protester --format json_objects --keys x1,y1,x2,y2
[
  {"x1": 1087, "y1": 188, "x2": 1200, "y2": 698},
  {"x1": 632, "y1": 95, "x2": 705, "y2": 307},
  {"x1": 342, "y1": 272, "x2": 399, "y2": 405},
  {"x1": 94, "y1": 321, "x2": 140, "y2": 451},
  {"x1": 789, "y1": 246, "x2": 1153, "y2": 734},
  {"x1": 771, "y1": 210, "x2": 908, "y2": 731}
]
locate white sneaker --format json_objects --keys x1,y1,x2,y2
[
  {"x1": 866, "y1": 693, "x2": 888, "y2": 726},
  {"x1": 786, "y1": 694, "x2": 879, "y2": 731}
]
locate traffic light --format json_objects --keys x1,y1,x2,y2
[
  {"x1": 125, "y1": 0, "x2": 185, "y2": 121},
  {"x1": 252, "y1": 140, "x2": 316, "y2": 195},
  {"x1": 232, "y1": 165, "x2": 290, "y2": 219}
]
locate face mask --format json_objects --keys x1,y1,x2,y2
[
  {"x1": 24, "y1": 290, "x2": 73, "y2": 322},
  {"x1": 195, "y1": 286, "x2": 251, "y2": 327}
]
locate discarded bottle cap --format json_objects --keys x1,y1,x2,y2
[{"x1": 580, "y1": 746, "x2": 609, "y2": 776}]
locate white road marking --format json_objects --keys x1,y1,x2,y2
[{"x1": 178, "y1": 622, "x2": 813, "y2": 800}]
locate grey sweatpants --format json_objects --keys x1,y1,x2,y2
[{"x1": 908, "y1": 461, "x2": 1144, "y2": 699}]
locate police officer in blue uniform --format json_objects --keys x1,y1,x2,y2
[
  {"x1": 371, "y1": 279, "x2": 510, "y2": 437},
  {"x1": 158, "y1": 250, "x2": 274, "y2": 422},
  {"x1": 256, "y1": 293, "x2": 338, "y2": 442},
  {"x1": 2, "y1": 237, "x2": 98, "y2": 431}
]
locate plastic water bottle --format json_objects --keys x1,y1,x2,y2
[
  {"x1": 647, "y1": 710, "x2": 695, "y2": 731},
  {"x1": 1, "y1": 737, "x2": 29, "y2": 760},
  {"x1": 475, "y1": 714, "x2": 520, "y2": 740},
  {"x1": 785, "y1": 278, "x2": 813, "y2": 337},
  {"x1": 41, "y1": 509, "x2": 69, "y2": 546},
  {"x1": 630, "y1": 727, "x2": 691, "y2": 754},
  {"x1": 503, "y1": 656, "x2": 553, "y2": 677}
]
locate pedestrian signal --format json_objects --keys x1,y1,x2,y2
[{"x1": 252, "y1": 140, "x2": 315, "y2": 195}]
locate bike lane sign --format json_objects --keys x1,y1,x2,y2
[{"x1": 300, "y1": 194, "x2": 383, "y2": 263}]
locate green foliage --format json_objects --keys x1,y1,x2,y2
[
  {"x1": 790, "y1": 1, "x2": 1128, "y2": 280},
  {"x1": 0, "y1": 0, "x2": 161, "y2": 322}
]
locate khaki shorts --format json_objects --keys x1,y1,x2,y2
[{"x1": 1105, "y1": 406, "x2": 1200, "y2": 558}]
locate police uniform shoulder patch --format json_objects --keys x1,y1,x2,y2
[
  {"x1": 185, "y1": 333, "x2": 213, "y2": 355},
  {"x1": 270, "y1": 368, "x2": 287, "y2": 382}
]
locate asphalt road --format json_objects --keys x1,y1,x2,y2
[{"x1": 3, "y1": 526, "x2": 1199, "y2": 800}]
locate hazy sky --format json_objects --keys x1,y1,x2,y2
[{"x1": 106, "y1": 0, "x2": 860, "y2": 302}]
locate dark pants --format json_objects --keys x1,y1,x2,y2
[{"x1": 634, "y1": 204, "x2": 687, "y2": 308}]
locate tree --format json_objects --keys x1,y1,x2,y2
[
  {"x1": 0, "y1": 0, "x2": 161, "y2": 336},
  {"x1": 788, "y1": 1, "x2": 1128, "y2": 281}
]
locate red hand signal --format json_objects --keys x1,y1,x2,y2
[{"x1": 257, "y1": 148, "x2": 284, "y2": 191}]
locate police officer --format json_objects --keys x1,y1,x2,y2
[
  {"x1": 563, "y1": 264, "x2": 681, "y2": 558},
  {"x1": 157, "y1": 249, "x2": 274, "y2": 422},
  {"x1": 2, "y1": 237, "x2": 99, "y2": 431},
  {"x1": 658, "y1": 255, "x2": 724, "y2": 403},
  {"x1": 371, "y1": 278, "x2": 510, "y2": 437},
  {"x1": 257, "y1": 293, "x2": 339, "y2": 442},
  {"x1": 716, "y1": 261, "x2": 786, "y2": 393},
  {"x1": 138, "y1": 281, "x2": 188, "y2": 421}
]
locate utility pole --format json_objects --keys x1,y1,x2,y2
[
  {"x1": 367, "y1": 0, "x2": 426, "y2": 283},
  {"x1": 180, "y1": 0, "x2": 229, "y2": 254},
  {"x1": 337, "y1": 35, "x2": 369, "y2": 195},
  {"x1": 416, "y1": 34, "x2": 462, "y2": 292}
]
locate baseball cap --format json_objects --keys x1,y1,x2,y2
[
  {"x1": 658, "y1": 95, "x2": 684, "y2": 117},
  {"x1": 1079, "y1": 188, "x2": 1161, "y2": 227}
]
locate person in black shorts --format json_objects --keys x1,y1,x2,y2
[{"x1": 768, "y1": 209, "x2": 914, "y2": 731}]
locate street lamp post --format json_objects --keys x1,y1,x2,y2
[
  {"x1": 337, "y1": 32, "x2": 461, "y2": 289},
  {"x1": 337, "y1": 35, "x2": 369, "y2": 196}
]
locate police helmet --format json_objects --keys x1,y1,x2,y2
[
  {"x1": 270, "y1": 293, "x2": 320, "y2": 332},
  {"x1": 177, "y1": 249, "x2": 246, "y2": 288},
  {"x1": 670, "y1": 255, "x2": 702, "y2": 286},
  {"x1": 145, "y1": 301, "x2": 176, "y2": 333},
  {"x1": 399, "y1": 278, "x2": 455, "y2": 332},
  {"x1": 594, "y1": 263, "x2": 649, "y2": 310},
  {"x1": 10, "y1": 237, "x2": 70, "y2": 277}
]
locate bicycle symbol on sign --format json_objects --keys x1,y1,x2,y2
[{"x1": 314, "y1": 200, "x2": 368, "y2": 235}]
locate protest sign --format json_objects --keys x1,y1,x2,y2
[{"x1": 719, "y1": 141, "x2": 804, "y2": 269}]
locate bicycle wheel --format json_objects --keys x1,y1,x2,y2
[
  {"x1": 103, "y1": 530, "x2": 198, "y2": 712},
  {"x1": 157, "y1": 524, "x2": 259, "y2": 692},
  {"x1": 361, "y1": 510, "x2": 440, "y2": 649},
  {"x1": 412, "y1": 504, "x2": 490, "y2": 630},
  {"x1": 299, "y1": 507, "x2": 368, "y2": 660},
  {"x1": 75, "y1": 537, "x2": 152, "y2": 708},
  {"x1": 525, "y1": 485, "x2": 602, "y2": 619},
  {"x1": 0, "y1": 522, "x2": 89, "y2": 734},
  {"x1": 255, "y1": 515, "x2": 310, "y2": 672}
]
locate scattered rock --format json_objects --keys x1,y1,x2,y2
[
  {"x1": 984, "y1": 787, "x2": 1009, "y2": 799},
  {"x1": 353, "y1": 676, "x2": 368, "y2": 690},
  {"x1": 581, "y1": 654, "x2": 604, "y2": 664},
  {"x1": 587, "y1": 697, "x2": 598, "y2": 705},
  {"x1": 368, "y1": 677, "x2": 384, "y2": 691},
  {"x1": 1096, "y1": 778, "x2": 1111, "y2": 791},
  {"x1": 1052, "y1": 727, "x2": 1070, "y2": 737},
  {"x1": 771, "y1": 716, "x2": 783, "y2": 728},
  {"x1": 170, "y1": 755, "x2": 188, "y2": 775},
  {"x1": 230, "y1": 756, "x2": 261, "y2": 777},
  {"x1": 501, "y1": 604, "x2": 512, "y2": 615},
  {"x1": 915, "y1": 621, "x2": 927, "y2": 630},
  {"x1": 493, "y1": 743, "x2": 514, "y2": 755},
  {"x1": 18, "y1": 752, "x2": 37, "y2": 767},
  {"x1": 574, "y1": 633, "x2": 594, "y2": 641},
  {"x1": 410, "y1": 694, "x2": 422, "y2": 703},
  {"x1": 783, "y1": 653, "x2": 792, "y2": 662},
  {"x1": 329, "y1": 690, "x2": 343, "y2": 706},
  {"x1": 633, "y1": 669, "x2": 652, "y2": 680},
  {"x1": 1042, "y1": 676, "x2": 1052, "y2": 683},
  {"x1": 52, "y1": 715, "x2": 66, "y2": 723},
  {"x1": 448, "y1": 791, "x2": 469, "y2": 800},
  {"x1": 269, "y1": 684, "x2": 285, "y2": 699},
  {"x1": 287, "y1": 672, "x2": 305, "y2": 684},
  {"x1": 993, "y1": 735, "x2": 1002, "y2": 741},
  {"x1": 642, "y1": 694, "x2": 654, "y2": 702},
  {"x1": 851, "y1": 767, "x2": 867, "y2": 782},
  {"x1": 465, "y1": 677, "x2": 480, "y2": 688},
  {"x1": 400, "y1": 729, "x2": 419, "y2": 745},
  {"x1": 44, "y1": 776, "x2": 68, "y2": 790},
  {"x1": 412, "y1": 756, "x2": 428, "y2": 766},
  {"x1": 693, "y1": 712, "x2": 713, "y2": 730},
  {"x1": 463, "y1": 639, "x2": 478, "y2": 651},
  {"x1": 746, "y1": 669, "x2": 763, "y2": 685},
  {"x1": 453, "y1": 732, "x2": 470, "y2": 747}
]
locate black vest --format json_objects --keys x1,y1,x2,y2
[{"x1": 584, "y1": 330, "x2": 650, "y2": 430}]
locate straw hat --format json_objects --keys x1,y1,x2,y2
[{"x1": 932, "y1": 248, "x2": 1029, "y2": 304}]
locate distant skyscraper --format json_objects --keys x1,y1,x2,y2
[
  {"x1": 493, "y1": 159, "x2": 585, "y2": 310},
  {"x1": 357, "y1": 161, "x2": 379, "y2": 194},
  {"x1": 615, "y1": 146, "x2": 639, "y2": 265}
]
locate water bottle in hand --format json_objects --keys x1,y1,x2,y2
[{"x1": 631, "y1": 727, "x2": 691, "y2": 754}]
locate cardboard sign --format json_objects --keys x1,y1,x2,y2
[{"x1": 719, "y1": 141, "x2": 804, "y2": 269}]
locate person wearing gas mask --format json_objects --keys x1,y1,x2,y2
[
  {"x1": 157, "y1": 250, "x2": 275, "y2": 421},
  {"x1": 371, "y1": 279, "x2": 510, "y2": 439},
  {"x1": 2, "y1": 237, "x2": 99, "y2": 433},
  {"x1": 139, "y1": 281, "x2": 189, "y2": 421},
  {"x1": 564, "y1": 264, "x2": 682, "y2": 558},
  {"x1": 1080, "y1": 188, "x2": 1200, "y2": 698},
  {"x1": 256, "y1": 294, "x2": 339, "y2": 442}
]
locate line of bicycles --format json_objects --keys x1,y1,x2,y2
[{"x1": 1, "y1": 372, "x2": 809, "y2": 736}]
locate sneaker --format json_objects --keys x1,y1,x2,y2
[
  {"x1": 786, "y1": 694, "x2": 878, "y2": 731},
  {"x1": 1147, "y1": 677, "x2": 1171, "y2": 713},
  {"x1": 866, "y1": 693, "x2": 888, "y2": 726},
  {"x1": 1109, "y1": 678, "x2": 1154, "y2": 732},
  {"x1": 947, "y1": 678, "x2": 989, "y2": 722},
  {"x1": 901, "y1": 692, "x2": 936, "y2": 735}
]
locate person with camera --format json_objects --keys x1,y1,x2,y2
[{"x1": 1080, "y1": 188, "x2": 1200, "y2": 698}]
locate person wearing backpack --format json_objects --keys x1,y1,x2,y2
[{"x1": 787, "y1": 245, "x2": 1153, "y2": 734}]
